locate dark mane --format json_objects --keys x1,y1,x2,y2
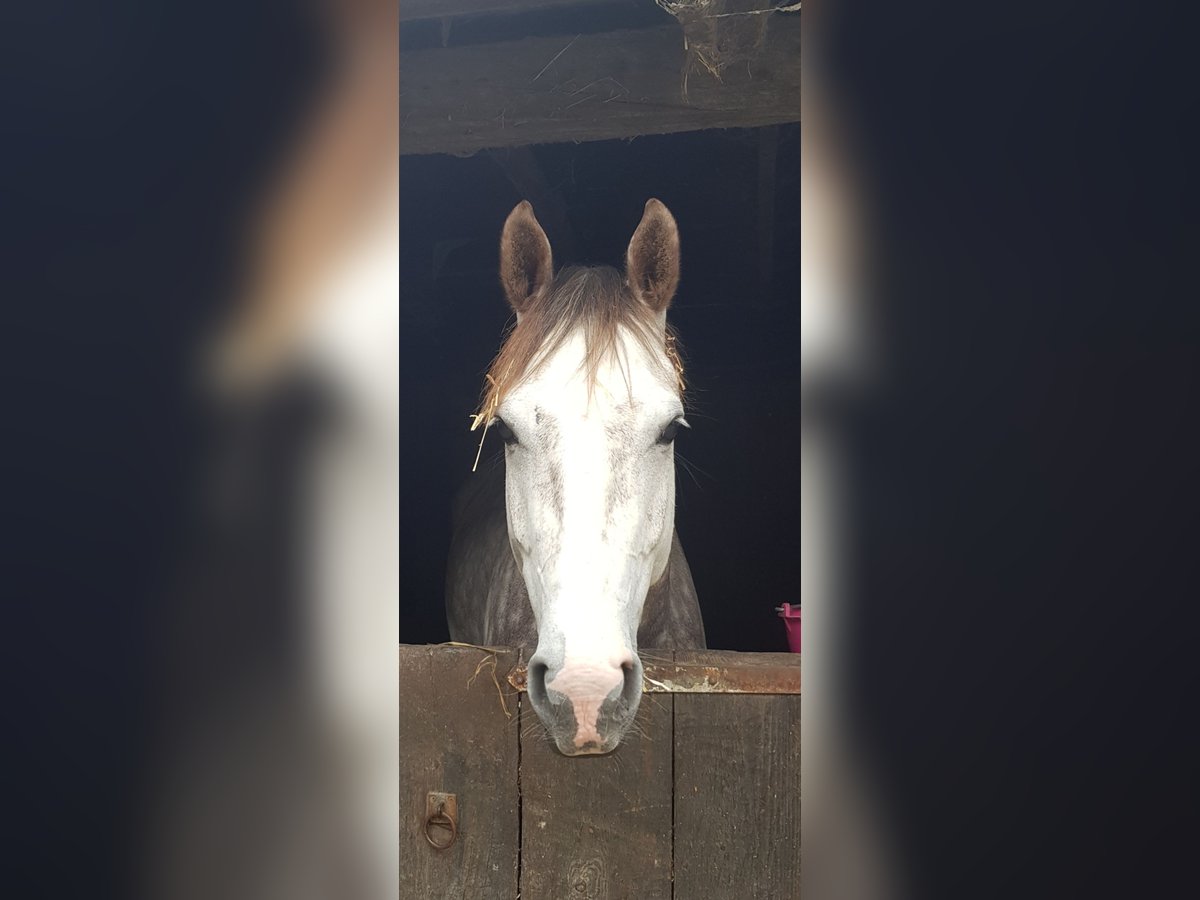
[{"x1": 475, "y1": 265, "x2": 684, "y2": 423}]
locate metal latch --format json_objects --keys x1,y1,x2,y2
[{"x1": 424, "y1": 792, "x2": 458, "y2": 851}]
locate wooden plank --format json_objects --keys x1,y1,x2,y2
[
  {"x1": 399, "y1": 644, "x2": 521, "y2": 898},
  {"x1": 643, "y1": 648, "x2": 801, "y2": 694},
  {"x1": 400, "y1": 20, "x2": 801, "y2": 156},
  {"x1": 401, "y1": 0, "x2": 593, "y2": 22},
  {"x1": 673, "y1": 649, "x2": 801, "y2": 899},
  {"x1": 519, "y1": 687, "x2": 674, "y2": 899},
  {"x1": 507, "y1": 648, "x2": 801, "y2": 694}
]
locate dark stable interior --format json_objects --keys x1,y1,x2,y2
[{"x1": 400, "y1": 126, "x2": 801, "y2": 652}]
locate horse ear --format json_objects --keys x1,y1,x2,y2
[
  {"x1": 499, "y1": 201, "x2": 554, "y2": 317},
  {"x1": 626, "y1": 198, "x2": 680, "y2": 316}
]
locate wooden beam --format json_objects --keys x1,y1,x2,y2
[
  {"x1": 505, "y1": 649, "x2": 801, "y2": 695},
  {"x1": 400, "y1": 0, "x2": 594, "y2": 22},
  {"x1": 400, "y1": 19, "x2": 801, "y2": 156}
]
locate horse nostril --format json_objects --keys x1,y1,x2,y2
[
  {"x1": 527, "y1": 660, "x2": 549, "y2": 705},
  {"x1": 621, "y1": 657, "x2": 642, "y2": 705}
]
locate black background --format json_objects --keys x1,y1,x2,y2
[{"x1": 4, "y1": 2, "x2": 1199, "y2": 898}]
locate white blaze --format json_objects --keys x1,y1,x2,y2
[{"x1": 502, "y1": 327, "x2": 678, "y2": 683}]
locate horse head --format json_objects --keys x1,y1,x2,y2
[{"x1": 480, "y1": 199, "x2": 685, "y2": 755}]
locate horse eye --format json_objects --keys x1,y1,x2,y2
[
  {"x1": 657, "y1": 418, "x2": 687, "y2": 446},
  {"x1": 493, "y1": 418, "x2": 518, "y2": 446}
]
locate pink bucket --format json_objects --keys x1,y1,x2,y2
[{"x1": 777, "y1": 603, "x2": 801, "y2": 653}]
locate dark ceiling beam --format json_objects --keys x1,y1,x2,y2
[
  {"x1": 400, "y1": 18, "x2": 801, "y2": 157},
  {"x1": 400, "y1": 0, "x2": 602, "y2": 23}
]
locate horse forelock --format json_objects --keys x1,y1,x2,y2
[{"x1": 476, "y1": 266, "x2": 684, "y2": 424}]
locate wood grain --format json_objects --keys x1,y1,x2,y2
[
  {"x1": 399, "y1": 644, "x2": 521, "y2": 898},
  {"x1": 401, "y1": 0, "x2": 596, "y2": 22},
  {"x1": 673, "y1": 649, "x2": 802, "y2": 899},
  {"x1": 400, "y1": 20, "x2": 801, "y2": 156},
  {"x1": 519, "y1": 689, "x2": 674, "y2": 899}
]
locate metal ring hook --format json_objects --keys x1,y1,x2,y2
[{"x1": 424, "y1": 794, "x2": 458, "y2": 851}]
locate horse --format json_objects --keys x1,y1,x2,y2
[{"x1": 447, "y1": 198, "x2": 707, "y2": 757}]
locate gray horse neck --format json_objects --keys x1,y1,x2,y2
[{"x1": 445, "y1": 457, "x2": 706, "y2": 650}]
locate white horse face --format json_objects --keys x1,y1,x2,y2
[
  {"x1": 490, "y1": 200, "x2": 683, "y2": 754},
  {"x1": 500, "y1": 330, "x2": 684, "y2": 752}
]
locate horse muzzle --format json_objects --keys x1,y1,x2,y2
[{"x1": 526, "y1": 652, "x2": 643, "y2": 756}]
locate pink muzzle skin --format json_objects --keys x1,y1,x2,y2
[{"x1": 545, "y1": 660, "x2": 625, "y2": 750}]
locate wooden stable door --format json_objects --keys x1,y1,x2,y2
[{"x1": 399, "y1": 644, "x2": 801, "y2": 900}]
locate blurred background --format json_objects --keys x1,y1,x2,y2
[
  {"x1": 4, "y1": 1, "x2": 1199, "y2": 899},
  {"x1": 5, "y1": 2, "x2": 392, "y2": 898}
]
